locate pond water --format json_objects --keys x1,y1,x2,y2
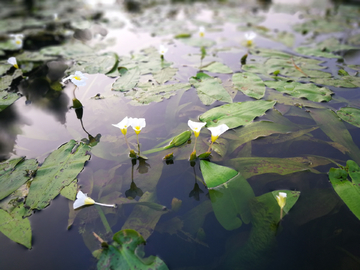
[{"x1": 1, "y1": 0, "x2": 360, "y2": 269}]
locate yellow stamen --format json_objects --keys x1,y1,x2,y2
[
  {"x1": 73, "y1": 76, "x2": 81, "y2": 80},
  {"x1": 16, "y1": 40, "x2": 21, "y2": 45},
  {"x1": 121, "y1": 128, "x2": 127, "y2": 135},
  {"x1": 246, "y1": 40, "x2": 253, "y2": 46},
  {"x1": 194, "y1": 130, "x2": 200, "y2": 137},
  {"x1": 84, "y1": 197, "x2": 95, "y2": 205},
  {"x1": 14, "y1": 64, "x2": 19, "y2": 69},
  {"x1": 200, "y1": 32, "x2": 204, "y2": 38},
  {"x1": 211, "y1": 135, "x2": 218, "y2": 142}
]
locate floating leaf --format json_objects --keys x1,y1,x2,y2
[
  {"x1": 310, "y1": 76, "x2": 360, "y2": 88},
  {"x1": 264, "y1": 80, "x2": 333, "y2": 102},
  {"x1": 40, "y1": 43, "x2": 94, "y2": 57},
  {"x1": 295, "y1": 47, "x2": 341, "y2": 59},
  {"x1": 201, "y1": 61, "x2": 233, "y2": 74},
  {"x1": 0, "y1": 91, "x2": 20, "y2": 112},
  {"x1": 68, "y1": 52, "x2": 118, "y2": 74},
  {"x1": 126, "y1": 83, "x2": 191, "y2": 105},
  {"x1": 329, "y1": 160, "x2": 360, "y2": 220},
  {"x1": 200, "y1": 160, "x2": 254, "y2": 230},
  {"x1": 0, "y1": 158, "x2": 37, "y2": 200},
  {"x1": 112, "y1": 67, "x2": 140, "y2": 92},
  {"x1": 293, "y1": 19, "x2": 346, "y2": 34},
  {"x1": 0, "y1": 206, "x2": 32, "y2": 249},
  {"x1": 25, "y1": 140, "x2": 90, "y2": 211},
  {"x1": 228, "y1": 157, "x2": 318, "y2": 179},
  {"x1": 315, "y1": 37, "x2": 358, "y2": 52},
  {"x1": 60, "y1": 180, "x2": 78, "y2": 201},
  {"x1": 189, "y1": 72, "x2": 232, "y2": 105},
  {"x1": 222, "y1": 190, "x2": 300, "y2": 269},
  {"x1": 232, "y1": 72, "x2": 265, "y2": 99},
  {"x1": 272, "y1": 31, "x2": 295, "y2": 48},
  {"x1": 199, "y1": 100, "x2": 276, "y2": 128},
  {"x1": 337, "y1": 107, "x2": 360, "y2": 128},
  {"x1": 96, "y1": 229, "x2": 169, "y2": 270},
  {"x1": 153, "y1": 67, "x2": 178, "y2": 84}
]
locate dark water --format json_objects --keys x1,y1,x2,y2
[{"x1": 1, "y1": 0, "x2": 360, "y2": 269}]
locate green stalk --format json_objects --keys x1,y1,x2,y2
[{"x1": 95, "y1": 205, "x2": 113, "y2": 234}]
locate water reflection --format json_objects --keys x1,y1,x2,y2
[
  {"x1": 125, "y1": 158, "x2": 144, "y2": 199},
  {"x1": 189, "y1": 164, "x2": 204, "y2": 201},
  {"x1": 0, "y1": 106, "x2": 24, "y2": 161}
]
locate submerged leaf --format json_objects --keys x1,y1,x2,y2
[{"x1": 200, "y1": 160, "x2": 255, "y2": 230}]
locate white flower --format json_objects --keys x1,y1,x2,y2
[
  {"x1": 245, "y1": 31, "x2": 257, "y2": 40},
  {"x1": 198, "y1": 26, "x2": 205, "y2": 37},
  {"x1": 188, "y1": 120, "x2": 206, "y2": 138},
  {"x1": 207, "y1": 124, "x2": 229, "y2": 142},
  {"x1": 63, "y1": 71, "x2": 88, "y2": 86},
  {"x1": 159, "y1": 45, "x2": 168, "y2": 56},
  {"x1": 53, "y1": 13, "x2": 58, "y2": 21},
  {"x1": 7, "y1": 57, "x2": 18, "y2": 69},
  {"x1": 276, "y1": 192, "x2": 287, "y2": 209},
  {"x1": 131, "y1": 118, "x2": 146, "y2": 135},
  {"x1": 73, "y1": 190, "x2": 95, "y2": 209},
  {"x1": 245, "y1": 31, "x2": 257, "y2": 46},
  {"x1": 112, "y1": 116, "x2": 131, "y2": 135},
  {"x1": 73, "y1": 190, "x2": 116, "y2": 210},
  {"x1": 9, "y1": 34, "x2": 24, "y2": 49}
]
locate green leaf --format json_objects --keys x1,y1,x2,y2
[
  {"x1": 232, "y1": 72, "x2": 266, "y2": 99},
  {"x1": 337, "y1": 107, "x2": 360, "y2": 128},
  {"x1": 329, "y1": 160, "x2": 360, "y2": 220},
  {"x1": 200, "y1": 160, "x2": 255, "y2": 230},
  {"x1": 201, "y1": 61, "x2": 232, "y2": 74},
  {"x1": 97, "y1": 229, "x2": 169, "y2": 270},
  {"x1": 310, "y1": 76, "x2": 360, "y2": 88},
  {"x1": 0, "y1": 158, "x2": 38, "y2": 200},
  {"x1": 295, "y1": 47, "x2": 341, "y2": 59},
  {"x1": 25, "y1": 140, "x2": 90, "y2": 211},
  {"x1": 165, "y1": 130, "x2": 191, "y2": 149},
  {"x1": 228, "y1": 157, "x2": 318, "y2": 179},
  {"x1": 153, "y1": 67, "x2": 178, "y2": 84},
  {"x1": 199, "y1": 100, "x2": 276, "y2": 128},
  {"x1": 0, "y1": 64, "x2": 12, "y2": 76},
  {"x1": 0, "y1": 206, "x2": 32, "y2": 249},
  {"x1": 0, "y1": 91, "x2": 20, "y2": 112},
  {"x1": 126, "y1": 83, "x2": 191, "y2": 105},
  {"x1": 293, "y1": 19, "x2": 346, "y2": 34},
  {"x1": 60, "y1": 180, "x2": 78, "y2": 201},
  {"x1": 16, "y1": 51, "x2": 57, "y2": 62},
  {"x1": 272, "y1": 31, "x2": 295, "y2": 47},
  {"x1": 69, "y1": 52, "x2": 118, "y2": 74},
  {"x1": 40, "y1": 43, "x2": 94, "y2": 57},
  {"x1": 309, "y1": 108, "x2": 360, "y2": 165},
  {"x1": 189, "y1": 72, "x2": 232, "y2": 105},
  {"x1": 112, "y1": 67, "x2": 140, "y2": 92},
  {"x1": 264, "y1": 80, "x2": 333, "y2": 102},
  {"x1": 315, "y1": 37, "x2": 358, "y2": 52}
]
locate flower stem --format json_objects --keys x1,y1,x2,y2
[
  {"x1": 95, "y1": 205, "x2": 113, "y2": 234},
  {"x1": 94, "y1": 202, "x2": 117, "y2": 208},
  {"x1": 73, "y1": 85, "x2": 78, "y2": 99},
  {"x1": 124, "y1": 134, "x2": 131, "y2": 151},
  {"x1": 207, "y1": 140, "x2": 214, "y2": 152},
  {"x1": 137, "y1": 134, "x2": 140, "y2": 155},
  {"x1": 193, "y1": 136, "x2": 198, "y2": 152},
  {"x1": 280, "y1": 208, "x2": 283, "y2": 220}
]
